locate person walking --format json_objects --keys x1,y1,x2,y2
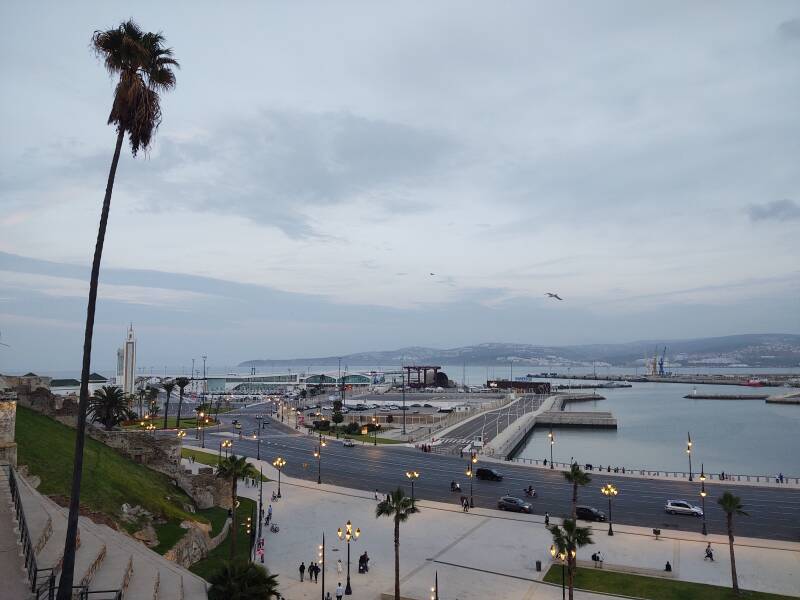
[
  {"x1": 314, "y1": 562, "x2": 319, "y2": 583},
  {"x1": 374, "y1": 489, "x2": 379, "y2": 501},
  {"x1": 544, "y1": 512, "x2": 550, "y2": 526},
  {"x1": 337, "y1": 558, "x2": 343, "y2": 575},
  {"x1": 268, "y1": 504, "x2": 273, "y2": 521},
  {"x1": 336, "y1": 582, "x2": 344, "y2": 600},
  {"x1": 299, "y1": 561, "x2": 306, "y2": 582}
]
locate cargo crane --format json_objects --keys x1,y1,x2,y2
[
  {"x1": 650, "y1": 346, "x2": 659, "y2": 376},
  {"x1": 658, "y1": 346, "x2": 667, "y2": 376}
]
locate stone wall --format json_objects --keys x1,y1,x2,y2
[
  {"x1": 90, "y1": 429, "x2": 182, "y2": 477},
  {"x1": 177, "y1": 467, "x2": 232, "y2": 510},
  {"x1": 0, "y1": 397, "x2": 17, "y2": 466},
  {"x1": 15, "y1": 388, "x2": 78, "y2": 426},
  {"x1": 164, "y1": 518, "x2": 231, "y2": 568}
]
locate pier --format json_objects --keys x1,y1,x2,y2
[
  {"x1": 684, "y1": 393, "x2": 769, "y2": 400},
  {"x1": 534, "y1": 411, "x2": 617, "y2": 428},
  {"x1": 529, "y1": 373, "x2": 798, "y2": 387}
]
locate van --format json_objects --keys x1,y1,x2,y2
[{"x1": 475, "y1": 468, "x2": 503, "y2": 481}]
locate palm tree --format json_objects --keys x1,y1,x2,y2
[
  {"x1": 718, "y1": 491, "x2": 748, "y2": 594},
  {"x1": 175, "y1": 376, "x2": 190, "y2": 428},
  {"x1": 88, "y1": 386, "x2": 132, "y2": 430},
  {"x1": 148, "y1": 385, "x2": 160, "y2": 416},
  {"x1": 208, "y1": 559, "x2": 280, "y2": 600},
  {"x1": 217, "y1": 455, "x2": 258, "y2": 559},
  {"x1": 549, "y1": 519, "x2": 594, "y2": 600},
  {"x1": 137, "y1": 387, "x2": 147, "y2": 417},
  {"x1": 563, "y1": 462, "x2": 591, "y2": 519},
  {"x1": 161, "y1": 380, "x2": 175, "y2": 429},
  {"x1": 58, "y1": 21, "x2": 178, "y2": 600},
  {"x1": 375, "y1": 487, "x2": 420, "y2": 600}
]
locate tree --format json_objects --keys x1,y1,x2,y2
[
  {"x1": 88, "y1": 386, "x2": 132, "y2": 430},
  {"x1": 332, "y1": 399, "x2": 344, "y2": 437},
  {"x1": 175, "y1": 376, "x2": 190, "y2": 428},
  {"x1": 563, "y1": 463, "x2": 591, "y2": 519},
  {"x1": 147, "y1": 386, "x2": 160, "y2": 416},
  {"x1": 549, "y1": 519, "x2": 593, "y2": 600},
  {"x1": 161, "y1": 380, "x2": 175, "y2": 429},
  {"x1": 57, "y1": 20, "x2": 178, "y2": 600},
  {"x1": 217, "y1": 455, "x2": 258, "y2": 559},
  {"x1": 376, "y1": 487, "x2": 419, "y2": 600},
  {"x1": 208, "y1": 559, "x2": 280, "y2": 600},
  {"x1": 136, "y1": 387, "x2": 147, "y2": 417},
  {"x1": 717, "y1": 491, "x2": 748, "y2": 594}
]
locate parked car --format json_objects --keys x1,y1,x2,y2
[
  {"x1": 575, "y1": 505, "x2": 607, "y2": 522},
  {"x1": 497, "y1": 496, "x2": 533, "y2": 513},
  {"x1": 342, "y1": 439, "x2": 355, "y2": 447},
  {"x1": 410, "y1": 403, "x2": 422, "y2": 408},
  {"x1": 664, "y1": 499, "x2": 703, "y2": 517},
  {"x1": 475, "y1": 467, "x2": 503, "y2": 481}
]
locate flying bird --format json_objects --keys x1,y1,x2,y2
[
  {"x1": 545, "y1": 292, "x2": 563, "y2": 301},
  {"x1": 429, "y1": 272, "x2": 436, "y2": 276}
]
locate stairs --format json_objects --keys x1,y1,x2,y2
[
  {"x1": 9, "y1": 470, "x2": 208, "y2": 599},
  {"x1": 0, "y1": 466, "x2": 33, "y2": 599}
]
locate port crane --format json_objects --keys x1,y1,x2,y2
[{"x1": 658, "y1": 346, "x2": 667, "y2": 376}]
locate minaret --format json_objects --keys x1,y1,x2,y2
[{"x1": 122, "y1": 323, "x2": 137, "y2": 395}]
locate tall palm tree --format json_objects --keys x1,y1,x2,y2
[
  {"x1": 88, "y1": 386, "x2": 132, "y2": 430},
  {"x1": 563, "y1": 463, "x2": 591, "y2": 519},
  {"x1": 137, "y1": 387, "x2": 147, "y2": 417},
  {"x1": 375, "y1": 487, "x2": 420, "y2": 600},
  {"x1": 717, "y1": 491, "x2": 748, "y2": 594},
  {"x1": 148, "y1": 385, "x2": 160, "y2": 416},
  {"x1": 57, "y1": 21, "x2": 178, "y2": 600},
  {"x1": 549, "y1": 519, "x2": 593, "y2": 600},
  {"x1": 162, "y1": 380, "x2": 175, "y2": 429},
  {"x1": 208, "y1": 559, "x2": 280, "y2": 600},
  {"x1": 175, "y1": 376, "x2": 190, "y2": 428},
  {"x1": 217, "y1": 455, "x2": 258, "y2": 559}
]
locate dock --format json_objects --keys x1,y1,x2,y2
[
  {"x1": 684, "y1": 393, "x2": 768, "y2": 400},
  {"x1": 766, "y1": 392, "x2": 800, "y2": 405},
  {"x1": 534, "y1": 410, "x2": 617, "y2": 429}
]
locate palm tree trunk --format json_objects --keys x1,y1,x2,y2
[
  {"x1": 176, "y1": 389, "x2": 183, "y2": 428},
  {"x1": 727, "y1": 514, "x2": 739, "y2": 593},
  {"x1": 568, "y1": 554, "x2": 576, "y2": 600},
  {"x1": 394, "y1": 517, "x2": 400, "y2": 600},
  {"x1": 163, "y1": 391, "x2": 171, "y2": 429},
  {"x1": 230, "y1": 479, "x2": 238, "y2": 559},
  {"x1": 572, "y1": 482, "x2": 578, "y2": 519},
  {"x1": 56, "y1": 127, "x2": 125, "y2": 600}
]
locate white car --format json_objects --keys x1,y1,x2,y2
[
  {"x1": 664, "y1": 499, "x2": 703, "y2": 517},
  {"x1": 342, "y1": 439, "x2": 355, "y2": 447}
]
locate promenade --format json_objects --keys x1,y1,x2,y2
[{"x1": 183, "y1": 445, "x2": 800, "y2": 599}]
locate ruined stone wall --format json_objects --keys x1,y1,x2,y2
[
  {"x1": 0, "y1": 398, "x2": 17, "y2": 466},
  {"x1": 90, "y1": 429, "x2": 182, "y2": 478}
]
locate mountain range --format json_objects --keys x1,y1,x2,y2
[{"x1": 240, "y1": 333, "x2": 800, "y2": 369}]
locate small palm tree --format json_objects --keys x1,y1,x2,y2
[
  {"x1": 175, "y1": 376, "x2": 190, "y2": 428},
  {"x1": 147, "y1": 386, "x2": 160, "y2": 417},
  {"x1": 57, "y1": 21, "x2": 178, "y2": 600},
  {"x1": 549, "y1": 519, "x2": 593, "y2": 600},
  {"x1": 376, "y1": 487, "x2": 420, "y2": 600},
  {"x1": 137, "y1": 387, "x2": 147, "y2": 417},
  {"x1": 161, "y1": 380, "x2": 175, "y2": 429},
  {"x1": 208, "y1": 559, "x2": 280, "y2": 600},
  {"x1": 217, "y1": 455, "x2": 258, "y2": 559},
  {"x1": 563, "y1": 463, "x2": 591, "y2": 519},
  {"x1": 718, "y1": 491, "x2": 748, "y2": 594},
  {"x1": 88, "y1": 386, "x2": 132, "y2": 430}
]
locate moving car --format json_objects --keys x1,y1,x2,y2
[
  {"x1": 342, "y1": 439, "x2": 355, "y2": 447},
  {"x1": 497, "y1": 496, "x2": 533, "y2": 513},
  {"x1": 475, "y1": 467, "x2": 503, "y2": 481},
  {"x1": 575, "y1": 505, "x2": 606, "y2": 522},
  {"x1": 664, "y1": 499, "x2": 703, "y2": 517}
]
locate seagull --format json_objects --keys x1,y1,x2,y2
[
  {"x1": 545, "y1": 292, "x2": 563, "y2": 301},
  {"x1": 429, "y1": 272, "x2": 436, "y2": 276}
]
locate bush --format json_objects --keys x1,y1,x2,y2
[{"x1": 344, "y1": 422, "x2": 360, "y2": 435}]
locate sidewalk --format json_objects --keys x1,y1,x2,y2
[{"x1": 183, "y1": 445, "x2": 799, "y2": 599}]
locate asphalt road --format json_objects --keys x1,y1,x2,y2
[{"x1": 199, "y1": 403, "x2": 800, "y2": 542}]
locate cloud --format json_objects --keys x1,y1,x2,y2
[
  {"x1": 747, "y1": 199, "x2": 800, "y2": 222},
  {"x1": 778, "y1": 18, "x2": 800, "y2": 40}
]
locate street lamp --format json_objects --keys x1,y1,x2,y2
[
  {"x1": 548, "y1": 429, "x2": 555, "y2": 468},
  {"x1": 272, "y1": 457, "x2": 285, "y2": 498},
  {"x1": 430, "y1": 570, "x2": 439, "y2": 600},
  {"x1": 465, "y1": 466, "x2": 474, "y2": 508},
  {"x1": 201, "y1": 416, "x2": 209, "y2": 448},
  {"x1": 686, "y1": 431, "x2": 693, "y2": 481},
  {"x1": 195, "y1": 410, "x2": 204, "y2": 439},
  {"x1": 469, "y1": 453, "x2": 478, "y2": 507},
  {"x1": 337, "y1": 520, "x2": 360, "y2": 595},
  {"x1": 318, "y1": 534, "x2": 326, "y2": 600},
  {"x1": 600, "y1": 483, "x2": 618, "y2": 536},
  {"x1": 405, "y1": 470, "x2": 419, "y2": 501},
  {"x1": 219, "y1": 439, "x2": 232, "y2": 463},
  {"x1": 550, "y1": 545, "x2": 567, "y2": 600},
  {"x1": 252, "y1": 432, "x2": 261, "y2": 460},
  {"x1": 371, "y1": 413, "x2": 378, "y2": 446},
  {"x1": 176, "y1": 429, "x2": 186, "y2": 441},
  {"x1": 314, "y1": 433, "x2": 327, "y2": 484},
  {"x1": 699, "y1": 464, "x2": 708, "y2": 536}
]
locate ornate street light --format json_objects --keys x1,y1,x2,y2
[
  {"x1": 337, "y1": 520, "x2": 360, "y2": 595},
  {"x1": 548, "y1": 429, "x2": 555, "y2": 468},
  {"x1": 465, "y1": 466, "x2": 474, "y2": 508},
  {"x1": 550, "y1": 545, "x2": 568, "y2": 600},
  {"x1": 699, "y1": 464, "x2": 708, "y2": 536},
  {"x1": 686, "y1": 432, "x2": 693, "y2": 481},
  {"x1": 600, "y1": 483, "x2": 618, "y2": 536},
  {"x1": 469, "y1": 453, "x2": 478, "y2": 507},
  {"x1": 314, "y1": 433, "x2": 327, "y2": 484},
  {"x1": 405, "y1": 470, "x2": 419, "y2": 501},
  {"x1": 272, "y1": 457, "x2": 286, "y2": 498}
]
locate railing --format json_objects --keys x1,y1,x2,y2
[{"x1": 506, "y1": 458, "x2": 800, "y2": 485}]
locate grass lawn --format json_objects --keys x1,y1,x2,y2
[
  {"x1": 197, "y1": 506, "x2": 229, "y2": 537},
  {"x1": 339, "y1": 433, "x2": 404, "y2": 444},
  {"x1": 543, "y1": 566, "x2": 796, "y2": 600},
  {"x1": 123, "y1": 416, "x2": 218, "y2": 430},
  {"x1": 180, "y1": 448, "x2": 269, "y2": 481},
  {"x1": 190, "y1": 497, "x2": 257, "y2": 581}
]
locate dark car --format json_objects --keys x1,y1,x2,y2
[
  {"x1": 497, "y1": 496, "x2": 533, "y2": 513},
  {"x1": 475, "y1": 467, "x2": 503, "y2": 481},
  {"x1": 575, "y1": 505, "x2": 606, "y2": 522}
]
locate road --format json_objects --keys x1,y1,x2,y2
[{"x1": 194, "y1": 403, "x2": 800, "y2": 542}]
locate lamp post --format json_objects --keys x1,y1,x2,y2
[
  {"x1": 176, "y1": 429, "x2": 186, "y2": 442},
  {"x1": 699, "y1": 464, "x2": 708, "y2": 536},
  {"x1": 272, "y1": 457, "x2": 285, "y2": 498},
  {"x1": 686, "y1": 432, "x2": 693, "y2": 481},
  {"x1": 318, "y1": 533, "x2": 325, "y2": 600},
  {"x1": 372, "y1": 413, "x2": 378, "y2": 446},
  {"x1": 219, "y1": 439, "x2": 232, "y2": 463},
  {"x1": 469, "y1": 453, "x2": 478, "y2": 507},
  {"x1": 548, "y1": 429, "x2": 555, "y2": 468},
  {"x1": 337, "y1": 520, "x2": 360, "y2": 595},
  {"x1": 550, "y1": 545, "x2": 567, "y2": 600},
  {"x1": 405, "y1": 470, "x2": 419, "y2": 501},
  {"x1": 314, "y1": 432, "x2": 327, "y2": 484},
  {"x1": 201, "y1": 416, "x2": 209, "y2": 448},
  {"x1": 600, "y1": 483, "x2": 618, "y2": 536},
  {"x1": 195, "y1": 409, "x2": 204, "y2": 439},
  {"x1": 465, "y1": 466, "x2": 474, "y2": 508},
  {"x1": 253, "y1": 432, "x2": 261, "y2": 460},
  {"x1": 401, "y1": 371, "x2": 407, "y2": 436},
  {"x1": 430, "y1": 570, "x2": 439, "y2": 600}
]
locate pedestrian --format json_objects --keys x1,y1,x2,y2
[
  {"x1": 665, "y1": 561, "x2": 672, "y2": 572},
  {"x1": 544, "y1": 512, "x2": 550, "y2": 526},
  {"x1": 313, "y1": 562, "x2": 319, "y2": 582},
  {"x1": 374, "y1": 489, "x2": 379, "y2": 501},
  {"x1": 336, "y1": 582, "x2": 344, "y2": 600},
  {"x1": 299, "y1": 562, "x2": 306, "y2": 582},
  {"x1": 268, "y1": 504, "x2": 273, "y2": 520},
  {"x1": 337, "y1": 559, "x2": 343, "y2": 575},
  {"x1": 779, "y1": 472, "x2": 784, "y2": 484},
  {"x1": 326, "y1": 593, "x2": 332, "y2": 600},
  {"x1": 704, "y1": 543, "x2": 714, "y2": 561}
]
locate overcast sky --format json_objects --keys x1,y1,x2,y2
[{"x1": 1, "y1": 1, "x2": 799, "y2": 372}]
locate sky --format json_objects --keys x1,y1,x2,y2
[{"x1": 1, "y1": 1, "x2": 799, "y2": 372}]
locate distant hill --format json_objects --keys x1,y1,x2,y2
[{"x1": 239, "y1": 333, "x2": 800, "y2": 368}]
